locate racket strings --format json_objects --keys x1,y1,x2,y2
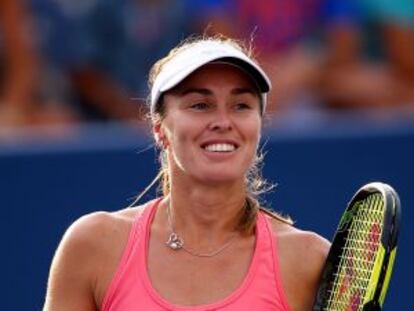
[{"x1": 325, "y1": 193, "x2": 384, "y2": 311}]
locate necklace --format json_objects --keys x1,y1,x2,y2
[{"x1": 165, "y1": 200, "x2": 238, "y2": 257}]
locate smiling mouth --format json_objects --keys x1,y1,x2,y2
[{"x1": 202, "y1": 143, "x2": 238, "y2": 152}]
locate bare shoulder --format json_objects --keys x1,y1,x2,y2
[
  {"x1": 55, "y1": 204, "x2": 148, "y2": 284},
  {"x1": 59, "y1": 205, "x2": 145, "y2": 255},
  {"x1": 44, "y1": 205, "x2": 147, "y2": 310},
  {"x1": 269, "y1": 218, "x2": 330, "y2": 263},
  {"x1": 266, "y1": 216, "x2": 331, "y2": 311}
]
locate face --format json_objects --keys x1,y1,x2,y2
[{"x1": 154, "y1": 63, "x2": 262, "y2": 186}]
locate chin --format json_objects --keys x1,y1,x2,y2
[
  {"x1": 171, "y1": 157, "x2": 250, "y2": 186},
  {"x1": 194, "y1": 169, "x2": 245, "y2": 186}
]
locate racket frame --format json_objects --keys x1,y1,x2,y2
[{"x1": 312, "y1": 182, "x2": 401, "y2": 311}]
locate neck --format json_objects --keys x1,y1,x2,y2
[{"x1": 161, "y1": 176, "x2": 248, "y2": 246}]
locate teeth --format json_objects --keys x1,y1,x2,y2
[{"x1": 204, "y1": 143, "x2": 236, "y2": 152}]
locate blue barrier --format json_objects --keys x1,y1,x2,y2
[{"x1": 1, "y1": 120, "x2": 412, "y2": 310}]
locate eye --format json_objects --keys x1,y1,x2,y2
[
  {"x1": 234, "y1": 103, "x2": 251, "y2": 111},
  {"x1": 190, "y1": 102, "x2": 210, "y2": 110}
]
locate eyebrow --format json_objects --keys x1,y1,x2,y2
[
  {"x1": 180, "y1": 88, "x2": 212, "y2": 96},
  {"x1": 179, "y1": 87, "x2": 258, "y2": 97},
  {"x1": 231, "y1": 87, "x2": 258, "y2": 96}
]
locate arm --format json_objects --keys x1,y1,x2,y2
[
  {"x1": 383, "y1": 24, "x2": 414, "y2": 104},
  {"x1": 318, "y1": 0, "x2": 414, "y2": 108},
  {"x1": 70, "y1": 69, "x2": 145, "y2": 121},
  {"x1": 274, "y1": 224, "x2": 330, "y2": 311},
  {"x1": 0, "y1": 0, "x2": 39, "y2": 122},
  {"x1": 43, "y1": 214, "x2": 106, "y2": 311}
]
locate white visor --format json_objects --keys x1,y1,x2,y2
[{"x1": 150, "y1": 40, "x2": 271, "y2": 115}]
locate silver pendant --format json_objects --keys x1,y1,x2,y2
[{"x1": 166, "y1": 232, "x2": 184, "y2": 250}]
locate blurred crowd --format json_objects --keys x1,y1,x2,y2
[{"x1": 0, "y1": 0, "x2": 413, "y2": 132}]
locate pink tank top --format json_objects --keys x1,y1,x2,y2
[{"x1": 101, "y1": 199, "x2": 292, "y2": 311}]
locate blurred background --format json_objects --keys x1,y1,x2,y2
[{"x1": 0, "y1": 0, "x2": 413, "y2": 310}]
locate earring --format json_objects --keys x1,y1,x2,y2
[
  {"x1": 157, "y1": 134, "x2": 168, "y2": 149},
  {"x1": 162, "y1": 138, "x2": 169, "y2": 149}
]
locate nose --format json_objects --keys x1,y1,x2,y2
[{"x1": 208, "y1": 109, "x2": 233, "y2": 132}]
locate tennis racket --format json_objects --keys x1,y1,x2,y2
[{"x1": 313, "y1": 182, "x2": 401, "y2": 311}]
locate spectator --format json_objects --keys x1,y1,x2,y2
[
  {"x1": 188, "y1": 0, "x2": 414, "y2": 120},
  {"x1": 30, "y1": 0, "x2": 191, "y2": 123},
  {"x1": 0, "y1": 0, "x2": 79, "y2": 132},
  {"x1": 0, "y1": 0, "x2": 39, "y2": 127},
  {"x1": 186, "y1": 0, "x2": 326, "y2": 115},
  {"x1": 318, "y1": 0, "x2": 414, "y2": 115}
]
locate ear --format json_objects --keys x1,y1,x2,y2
[
  {"x1": 153, "y1": 122, "x2": 161, "y2": 143},
  {"x1": 153, "y1": 122, "x2": 168, "y2": 148}
]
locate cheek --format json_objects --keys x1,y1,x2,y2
[
  {"x1": 164, "y1": 118, "x2": 202, "y2": 165},
  {"x1": 247, "y1": 121, "x2": 262, "y2": 165},
  {"x1": 246, "y1": 117, "x2": 262, "y2": 144},
  {"x1": 166, "y1": 119, "x2": 198, "y2": 147}
]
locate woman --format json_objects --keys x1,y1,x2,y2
[{"x1": 43, "y1": 36, "x2": 330, "y2": 311}]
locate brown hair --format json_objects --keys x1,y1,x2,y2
[{"x1": 140, "y1": 35, "x2": 292, "y2": 234}]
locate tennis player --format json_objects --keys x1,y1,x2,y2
[{"x1": 43, "y1": 35, "x2": 330, "y2": 311}]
